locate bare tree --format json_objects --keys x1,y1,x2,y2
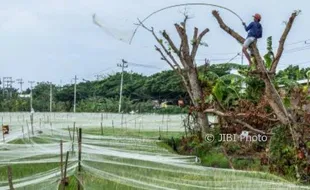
[
  {"x1": 212, "y1": 10, "x2": 309, "y2": 180},
  {"x1": 139, "y1": 15, "x2": 210, "y2": 137}
]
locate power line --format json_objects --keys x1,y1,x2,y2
[
  {"x1": 199, "y1": 38, "x2": 310, "y2": 57},
  {"x1": 127, "y1": 61, "x2": 162, "y2": 70}
]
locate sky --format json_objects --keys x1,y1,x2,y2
[{"x1": 1, "y1": 0, "x2": 310, "y2": 90}]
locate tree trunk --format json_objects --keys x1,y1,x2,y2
[
  {"x1": 187, "y1": 67, "x2": 208, "y2": 136},
  {"x1": 197, "y1": 112, "x2": 208, "y2": 136}
]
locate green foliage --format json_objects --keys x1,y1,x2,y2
[
  {"x1": 269, "y1": 126, "x2": 296, "y2": 178},
  {"x1": 277, "y1": 65, "x2": 310, "y2": 81},
  {"x1": 264, "y1": 36, "x2": 274, "y2": 70}
]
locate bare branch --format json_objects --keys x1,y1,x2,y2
[
  {"x1": 212, "y1": 10, "x2": 245, "y2": 44},
  {"x1": 155, "y1": 45, "x2": 175, "y2": 70},
  {"x1": 234, "y1": 119, "x2": 272, "y2": 135},
  {"x1": 175, "y1": 24, "x2": 192, "y2": 66},
  {"x1": 137, "y1": 19, "x2": 182, "y2": 70},
  {"x1": 191, "y1": 27, "x2": 210, "y2": 59},
  {"x1": 270, "y1": 12, "x2": 298, "y2": 73},
  {"x1": 162, "y1": 30, "x2": 180, "y2": 56},
  {"x1": 204, "y1": 109, "x2": 273, "y2": 135}
]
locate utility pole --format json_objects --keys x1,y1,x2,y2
[
  {"x1": 117, "y1": 59, "x2": 128, "y2": 113},
  {"x1": 3, "y1": 77, "x2": 14, "y2": 98},
  {"x1": 241, "y1": 52, "x2": 244, "y2": 65},
  {"x1": 16, "y1": 78, "x2": 24, "y2": 93},
  {"x1": 73, "y1": 75, "x2": 78, "y2": 113},
  {"x1": 50, "y1": 82, "x2": 53, "y2": 112},
  {"x1": 28, "y1": 81, "x2": 35, "y2": 112}
]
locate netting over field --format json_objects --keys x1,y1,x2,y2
[{"x1": 0, "y1": 112, "x2": 309, "y2": 189}]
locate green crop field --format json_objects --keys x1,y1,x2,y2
[{"x1": 0, "y1": 112, "x2": 309, "y2": 189}]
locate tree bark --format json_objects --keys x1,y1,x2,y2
[
  {"x1": 212, "y1": 10, "x2": 310, "y2": 180},
  {"x1": 139, "y1": 19, "x2": 210, "y2": 137}
]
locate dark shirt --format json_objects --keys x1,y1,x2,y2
[{"x1": 245, "y1": 21, "x2": 262, "y2": 38}]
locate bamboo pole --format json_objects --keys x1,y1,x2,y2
[
  {"x1": 62, "y1": 151, "x2": 69, "y2": 190},
  {"x1": 78, "y1": 128, "x2": 82, "y2": 190},
  {"x1": 30, "y1": 113, "x2": 34, "y2": 135},
  {"x1": 60, "y1": 140, "x2": 63, "y2": 181},
  {"x1": 72, "y1": 122, "x2": 76, "y2": 153},
  {"x1": 26, "y1": 120, "x2": 30, "y2": 140},
  {"x1": 100, "y1": 122, "x2": 103, "y2": 136},
  {"x1": 121, "y1": 113, "x2": 124, "y2": 128},
  {"x1": 7, "y1": 165, "x2": 14, "y2": 190},
  {"x1": 39, "y1": 118, "x2": 42, "y2": 130},
  {"x1": 50, "y1": 122, "x2": 53, "y2": 136},
  {"x1": 112, "y1": 120, "x2": 114, "y2": 134},
  {"x1": 67, "y1": 126, "x2": 72, "y2": 141},
  {"x1": 22, "y1": 125, "x2": 25, "y2": 140}
]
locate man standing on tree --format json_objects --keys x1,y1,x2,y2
[{"x1": 242, "y1": 13, "x2": 263, "y2": 67}]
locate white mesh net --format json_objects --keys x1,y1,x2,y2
[
  {"x1": 93, "y1": 14, "x2": 136, "y2": 44},
  {"x1": 0, "y1": 112, "x2": 309, "y2": 189}
]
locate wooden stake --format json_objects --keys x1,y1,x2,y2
[
  {"x1": 30, "y1": 113, "x2": 34, "y2": 135},
  {"x1": 100, "y1": 122, "x2": 103, "y2": 136},
  {"x1": 50, "y1": 122, "x2": 53, "y2": 136},
  {"x1": 112, "y1": 120, "x2": 114, "y2": 134},
  {"x1": 60, "y1": 140, "x2": 63, "y2": 180},
  {"x1": 72, "y1": 122, "x2": 76, "y2": 153},
  {"x1": 125, "y1": 117, "x2": 127, "y2": 131},
  {"x1": 121, "y1": 113, "x2": 124, "y2": 128},
  {"x1": 39, "y1": 118, "x2": 42, "y2": 130},
  {"x1": 78, "y1": 128, "x2": 82, "y2": 171},
  {"x1": 67, "y1": 126, "x2": 72, "y2": 141},
  {"x1": 26, "y1": 120, "x2": 30, "y2": 140},
  {"x1": 7, "y1": 165, "x2": 14, "y2": 190},
  {"x1": 62, "y1": 151, "x2": 69, "y2": 190},
  {"x1": 78, "y1": 128, "x2": 82, "y2": 190},
  {"x1": 22, "y1": 125, "x2": 25, "y2": 140}
]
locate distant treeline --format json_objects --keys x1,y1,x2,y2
[{"x1": 0, "y1": 64, "x2": 308, "y2": 113}]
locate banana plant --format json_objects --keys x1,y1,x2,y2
[{"x1": 264, "y1": 36, "x2": 274, "y2": 70}]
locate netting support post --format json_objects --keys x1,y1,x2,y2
[
  {"x1": 68, "y1": 126, "x2": 72, "y2": 141},
  {"x1": 60, "y1": 140, "x2": 63, "y2": 181},
  {"x1": 7, "y1": 165, "x2": 14, "y2": 190},
  {"x1": 101, "y1": 122, "x2": 103, "y2": 136},
  {"x1": 72, "y1": 122, "x2": 76, "y2": 153},
  {"x1": 78, "y1": 128, "x2": 82, "y2": 190},
  {"x1": 30, "y1": 113, "x2": 34, "y2": 136},
  {"x1": 62, "y1": 151, "x2": 69, "y2": 190}
]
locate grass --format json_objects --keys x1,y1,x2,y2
[
  {"x1": 1, "y1": 127, "x2": 308, "y2": 189},
  {"x1": 8, "y1": 136, "x2": 55, "y2": 144},
  {"x1": 73, "y1": 127, "x2": 185, "y2": 139},
  {"x1": 0, "y1": 163, "x2": 59, "y2": 183}
]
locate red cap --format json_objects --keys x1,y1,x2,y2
[{"x1": 253, "y1": 13, "x2": 261, "y2": 20}]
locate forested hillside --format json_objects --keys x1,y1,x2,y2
[{"x1": 0, "y1": 64, "x2": 308, "y2": 113}]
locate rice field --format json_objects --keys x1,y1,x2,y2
[{"x1": 0, "y1": 112, "x2": 309, "y2": 190}]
